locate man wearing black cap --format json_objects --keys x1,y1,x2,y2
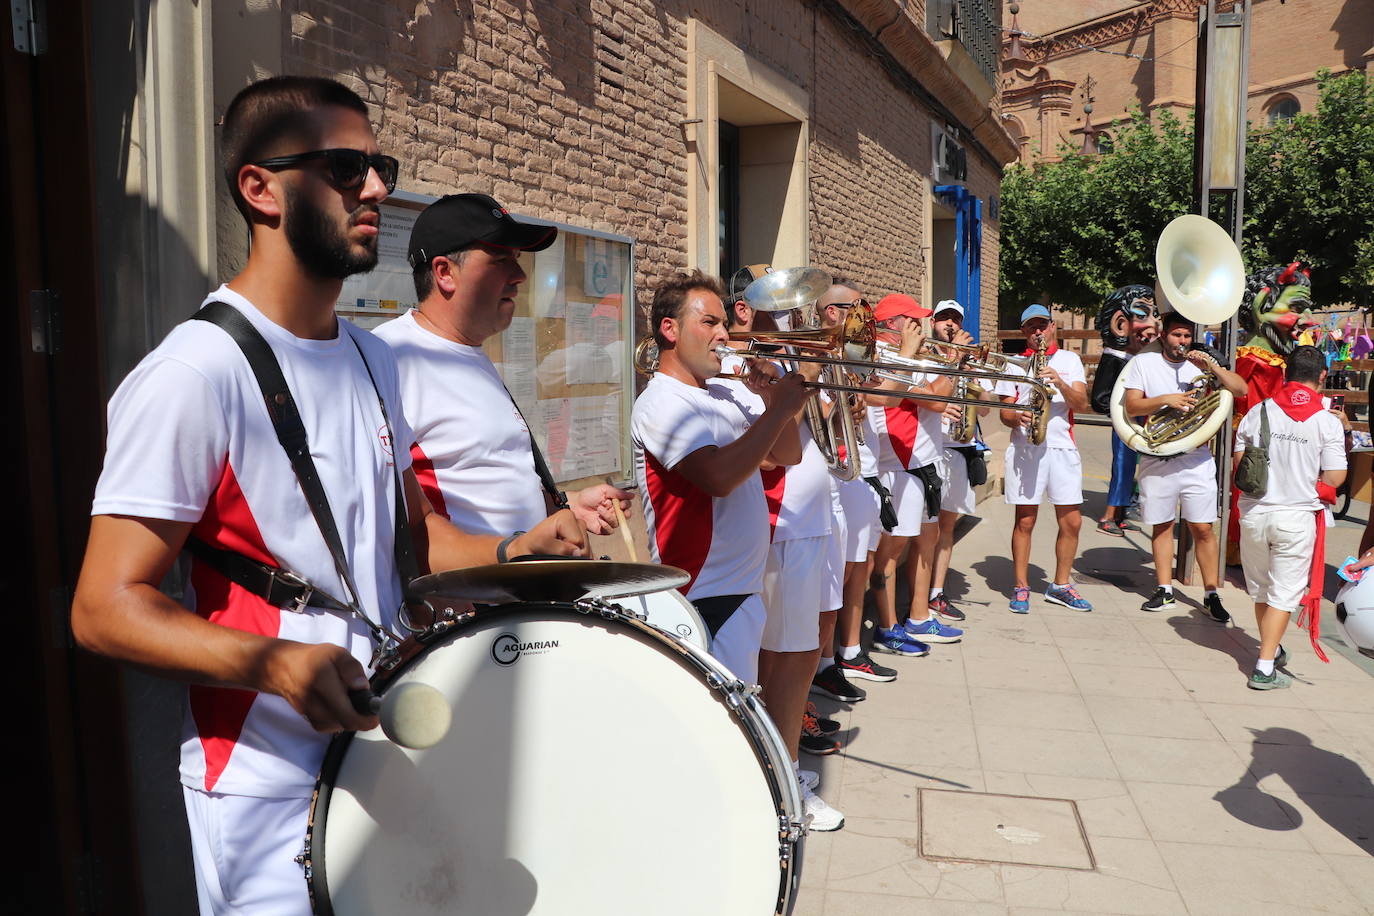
[{"x1": 375, "y1": 193, "x2": 633, "y2": 538}]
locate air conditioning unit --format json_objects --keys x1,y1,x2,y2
[{"x1": 932, "y1": 126, "x2": 968, "y2": 184}]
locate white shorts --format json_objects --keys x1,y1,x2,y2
[
  {"x1": 762, "y1": 536, "x2": 829, "y2": 652},
  {"x1": 1004, "y1": 444, "x2": 1083, "y2": 507},
  {"x1": 824, "y1": 487, "x2": 846, "y2": 608},
  {"x1": 941, "y1": 447, "x2": 979, "y2": 516},
  {"x1": 836, "y1": 476, "x2": 881, "y2": 561},
  {"x1": 183, "y1": 786, "x2": 311, "y2": 915},
  {"x1": 1138, "y1": 459, "x2": 1218, "y2": 525},
  {"x1": 881, "y1": 467, "x2": 938, "y2": 536},
  {"x1": 1239, "y1": 509, "x2": 1317, "y2": 613},
  {"x1": 710, "y1": 593, "x2": 766, "y2": 684}
]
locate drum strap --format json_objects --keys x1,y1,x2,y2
[
  {"x1": 689, "y1": 594, "x2": 750, "y2": 637},
  {"x1": 187, "y1": 301, "x2": 420, "y2": 654},
  {"x1": 500, "y1": 383, "x2": 570, "y2": 511}
]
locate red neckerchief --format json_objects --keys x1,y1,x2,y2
[
  {"x1": 1273, "y1": 382, "x2": 1323, "y2": 422},
  {"x1": 1021, "y1": 342, "x2": 1059, "y2": 357}
]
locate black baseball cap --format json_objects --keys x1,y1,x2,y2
[{"x1": 406, "y1": 193, "x2": 557, "y2": 268}]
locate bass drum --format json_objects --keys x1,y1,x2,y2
[
  {"x1": 305, "y1": 601, "x2": 804, "y2": 916},
  {"x1": 606, "y1": 588, "x2": 710, "y2": 651}
]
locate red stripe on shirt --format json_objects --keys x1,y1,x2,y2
[
  {"x1": 188, "y1": 459, "x2": 282, "y2": 792},
  {"x1": 409, "y1": 441, "x2": 449, "y2": 519},
  {"x1": 761, "y1": 465, "x2": 786, "y2": 542},
  {"x1": 644, "y1": 451, "x2": 712, "y2": 593},
  {"x1": 883, "y1": 402, "x2": 921, "y2": 468}
]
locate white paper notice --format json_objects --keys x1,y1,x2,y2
[
  {"x1": 500, "y1": 317, "x2": 537, "y2": 412},
  {"x1": 565, "y1": 300, "x2": 622, "y2": 385},
  {"x1": 535, "y1": 394, "x2": 621, "y2": 480}
]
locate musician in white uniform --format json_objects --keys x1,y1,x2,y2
[
  {"x1": 1121, "y1": 310, "x2": 1248, "y2": 619},
  {"x1": 995, "y1": 305, "x2": 1092, "y2": 613}
]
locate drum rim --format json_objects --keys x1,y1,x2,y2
[{"x1": 302, "y1": 599, "x2": 802, "y2": 915}]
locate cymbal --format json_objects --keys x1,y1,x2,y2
[
  {"x1": 411, "y1": 559, "x2": 691, "y2": 604},
  {"x1": 742, "y1": 267, "x2": 831, "y2": 313}
]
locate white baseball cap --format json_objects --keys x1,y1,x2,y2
[{"x1": 933, "y1": 299, "x2": 964, "y2": 319}]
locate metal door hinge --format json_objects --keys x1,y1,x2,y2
[
  {"x1": 31, "y1": 288, "x2": 61, "y2": 354},
  {"x1": 11, "y1": 0, "x2": 47, "y2": 55}
]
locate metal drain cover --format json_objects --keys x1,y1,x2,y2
[{"x1": 919, "y1": 789, "x2": 1096, "y2": 870}]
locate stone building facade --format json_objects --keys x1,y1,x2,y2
[
  {"x1": 1001, "y1": 0, "x2": 1373, "y2": 164},
  {"x1": 206, "y1": 0, "x2": 1017, "y2": 342}
]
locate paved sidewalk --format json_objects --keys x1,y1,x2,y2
[{"x1": 801, "y1": 423, "x2": 1374, "y2": 916}]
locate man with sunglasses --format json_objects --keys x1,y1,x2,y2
[
  {"x1": 71, "y1": 76, "x2": 583, "y2": 915},
  {"x1": 374, "y1": 193, "x2": 633, "y2": 539}
]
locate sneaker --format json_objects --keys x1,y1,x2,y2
[
  {"x1": 1117, "y1": 519, "x2": 1139, "y2": 533},
  {"x1": 1276, "y1": 644, "x2": 1289, "y2": 668},
  {"x1": 1097, "y1": 518, "x2": 1125, "y2": 538},
  {"x1": 805, "y1": 701, "x2": 841, "y2": 735},
  {"x1": 810, "y1": 663, "x2": 867, "y2": 703},
  {"x1": 930, "y1": 593, "x2": 966, "y2": 622},
  {"x1": 870, "y1": 626, "x2": 931, "y2": 657},
  {"x1": 801, "y1": 784, "x2": 845, "y2": 831},
  {"x1": 904, "y1": 616, "x2": 964, "y2": 644},
  {"x1": 1248, "y1": 667, "x2": 1293, "y2": 690},
  {"x1": 798, "y1": 768, "x2": 820, "y2": 791},
  {"x1": 1141, "y1": 587, "x2": 1176, "y2": 612},
  {"x1": 1203, "y1": 593, "x2": 1231, "y2": 623},
  {"x1": 1009, "y1": 586, "x2": 1031, "y2": 614},
  {"x1": 837, "y1": 650, "x2": 898, "y2": 682},
  {"x1": 800, "y1": 729, "x2": 840, "y2": 756},
  {"x1": 1045, "y1": 584, "x2": 1092, "y2": 611}
]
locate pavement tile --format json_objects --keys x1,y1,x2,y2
[
  {"x1": 1126, "y1": 781, "x2": 1309, "y2": 849},
  {"x1": 969, "y1": 687, "x2": 1097, "y2": 732},
  {"x1": 1156, "y1": 842, "x2": 1366, "y2": 915},
  {"x1": 821, "y1": 892, "x2": 1008, "y2": 915},
  {"x1": 1262, "y1": 788, "x2": 1374, "y2": 856},
  {"x1": 1244, "y1": 740, "x2": 1374, "y2": 798},
  {"x1": 1171, "y1": 666, "x2": 1311, "y2": 707},
  {"x1": 980, "y1": 772, "x2": 1149, "y2": 840},
  {"x1": 976, "y1": 725, "x2": 1120, "y2": 779},
  {"x1": 962, "y1": 656, "x2": 1079, "y2": 694},
  {"x1": 1041, "y1": 616, "x2": 1141, "y2": 641},
  {"x1": 1085, "y1": 695, "x2": 1221, "y2": 740},
  {"x1": 1000, "y1": 837, "x2": 1186, "y2": 915},
  {"x1": 1321, "y1": 854, "x2": 1374, "y2": 911},
  {"x1": 1054, "y1": 636, "x2": 1168, "y2": 668},
  {"x1": 841, "y1": 716, "x2": 982, "y2": 772},
  {"x1": 1294, "y1": 675, "x2": 1374, "y2": 712},
  {"x1": 1066, "y1": 662, "x2": 1191, "y2": 700},
  {"x1": 1198, "y1": 701, "x2": 1342, "y2": 746},
  {"x1": 1104, "y1": 734, "x2": 1252, "y2": 786}
]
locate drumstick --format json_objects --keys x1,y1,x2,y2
[{"x1": 613, "y1": 499, "x2": 639, "y2": 563}]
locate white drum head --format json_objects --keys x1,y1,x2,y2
[
  {"x1": 608, "y1": 589, "x2": 710, "y2": 651},
  {"x1": 311, "y1": 605, "x2": 798, "y2": 915}
]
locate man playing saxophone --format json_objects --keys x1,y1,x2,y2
[
  {"x1": 996, "y1": 305, "x2": 1092, "y2": 613},
  {"x1": 1120, "y1": 310, "x2": 1247, "y2": 619}
]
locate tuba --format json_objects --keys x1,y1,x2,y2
[{"x1": 1110, "y1": 215, "x2": 1242, "y2": 457}]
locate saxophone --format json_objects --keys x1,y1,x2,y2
[{"x1": 1026, "y1": 336, "x2": 1052, "y2": 445}]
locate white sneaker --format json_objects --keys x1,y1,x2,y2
[
  {"x1": 802, "y1": 784, "x2": 844, "y2": 832},
  {"x1": 797, "y1": 768, "x2": 820, "y2": 791}
]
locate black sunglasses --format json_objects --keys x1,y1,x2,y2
[{"x1": 252, "y1": 148, "x2": 399, "y2": 193}]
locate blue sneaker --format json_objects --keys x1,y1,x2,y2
[
  {"x1": 871, "y1": 626, "x2": 930, "y2": 657},
  {"x1": 1009, "y1": 586, "x2": 1031, "y2": 614},
  {"x1": 1045, "y1": 583, "x2": 1092, "y2": 612},
  {"x1": 903, "y1": 616, "x2": 963, "y2": 644}
]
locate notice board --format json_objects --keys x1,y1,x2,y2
[{"x1": 338, "y1": 190, "x2": 635, "y2": 491}]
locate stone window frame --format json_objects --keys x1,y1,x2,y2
[{"x1": 1265, "y1": 93, "x2": 1301, "y2": 125}]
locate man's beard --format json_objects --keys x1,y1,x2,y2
[{"x1": 283, "y1": 185, "x2": 379, "y2": 280}]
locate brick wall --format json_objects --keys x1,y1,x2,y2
[{"x1": 240, "y1": 0, "x2": 1009, "y2": 331}]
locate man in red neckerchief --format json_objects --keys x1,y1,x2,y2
[{"x1": 1233, "y1": 346, "x2": 1347, "y2": 689}]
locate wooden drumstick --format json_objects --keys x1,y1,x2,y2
[{"x1": 613, "y1": 498, "x2": 639, "y2": 563}]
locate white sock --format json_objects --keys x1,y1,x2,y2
[
  {"x1": 1160, "y1": 584, "x2": 1174, "y2": 594},
  {"x1": 818, "y1": 655, "x2": 835, "y2": 673},
  {"x1": 1256, "y1": 658, "x2": 1275, "y2": 676},
  {"x1": 1204, "y1": 589, "x2": 1218, "y2": 599},
  {"x1": 840, "y1": 644, "x2": 861, "y2": 661},
  {"x1": 929, "y1": 587, "x2": 941, "y2": 600}
]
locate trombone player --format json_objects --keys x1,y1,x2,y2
[{"x1": 1119, "y1": 311, "x2": 1247, "y2": 618}]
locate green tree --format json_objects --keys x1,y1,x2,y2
[{"x1": 999, "y1": 69, "x2": 1374, "y2": 317}]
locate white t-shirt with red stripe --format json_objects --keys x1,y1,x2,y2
[
  {"x1": 868, "y1": 374, "x2": 944, "y2": 472},
  {"x1": 993, "y1": 347, "x2": 1085, "y2": 449},
  {"x1": 632, "y1": 373, "x2": 769, "y2": 599},
  {"x1": 91, "y1": 286, "x2": 413, "y2": 799},
  {"x1": 373, "y1": 309, "x2": 546, "y2": 536}
]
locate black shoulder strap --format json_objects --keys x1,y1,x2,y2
[
  {"x1": 191, "y1": 301, "x2": 413, "y2": 648},
  {"x1": 501, "y1": 384, "x2": 569, "y2": 511}
]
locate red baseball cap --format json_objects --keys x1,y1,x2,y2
[{"x1": 874, "y1": 293, "x2": 931, "y2": 322}]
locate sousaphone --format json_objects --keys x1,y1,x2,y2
[{"x1": 1110, "y1": 215, "x2": 1243, "y2": 458}]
